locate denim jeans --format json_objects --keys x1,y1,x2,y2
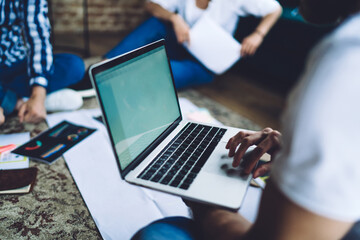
[
  {"x1": 132, "y1": 217, "x2": 360, "y2": 240},
  {"x1": 0, "y1": 53, "x2": 85, "y2": 115},
  {"x1": 131, "y1": 217, "x2": 200, "y2": 240},
  {"x1": 105, "y1": 17, "x2": 214, "y2": 90}
]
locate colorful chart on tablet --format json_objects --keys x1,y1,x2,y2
[{"x1": 12, "y1": 121, "x2": 96, "y2": 164}]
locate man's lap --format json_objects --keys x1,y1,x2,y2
[
  {"x1": 0, "y1": 53, "x2": 85, "y2": 97},
  {"x1": 0, "y1": 53, "x2": 84, "y2": 115},
  {"x1": 132, "y1": 217, "x2": 200, "y2": 240}
]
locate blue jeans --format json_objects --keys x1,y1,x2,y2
[
  {"x1": 0, "y1": 53, "x2": 85, "y2": 115},
  {"x1": 131, "y1": 217, "x2": 200, "y2": 240},
  {"x1": 131, "y1": 217, "x2": 360, "y2": 240},
  {"x1": 105, "y1": 17, "x2": 214, "y2": 90},
  {"x1": 132, "y1": 217, "x2": 360, "y2": 240}
]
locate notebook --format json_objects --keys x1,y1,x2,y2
[{"x1": 89, "y1": 39, "x2": 252, "y2": 209}]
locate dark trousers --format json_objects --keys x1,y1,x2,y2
[{"x1": 0, "y1": 53, "x2": 84, "y2": 115}]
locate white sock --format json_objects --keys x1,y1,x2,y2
[{"x1": 45, "y1": 89, "x2": 83, "y2": 112}]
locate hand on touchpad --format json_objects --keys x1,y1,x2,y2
[{"x1": 220, "y1": 154, "x2": 250, "y2": 179}]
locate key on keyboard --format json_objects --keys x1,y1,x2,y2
[{"x1": 138, "y1": 123, "x2": 227, "y2": 190}]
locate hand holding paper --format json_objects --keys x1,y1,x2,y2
[
  {"x1": 171, "y1": 14, "x2": 191, "y2": 44},
  {"x1": 184, "y1": 14, "x2": 241, "y2": 74},
  {"x1": 241, "y1": 32, "x2": 264, "y2": 57}
]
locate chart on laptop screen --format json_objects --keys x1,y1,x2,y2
[{"x1": 95, "y1": 46, "x2": 181, "y2": 170}]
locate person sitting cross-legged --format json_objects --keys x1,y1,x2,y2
[
  {"x1": 0, "y1": 0, "x2": 86, "y2": 126},
  {"x1": 103, "y1": 0, "x2": 282, "y2": 90}
]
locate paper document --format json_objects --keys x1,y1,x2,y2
[
  {"x1": 179, "y1": 98, "x2": 222, "y2": 125},
  {"x1": 184, "y1": 14, "x2": 241, "y2": 74},
  {"x1": 46, "y1": 100, "x2": 263, "y2": 239},
  {"x1": 47, "y1": 109, "x2": 190, "y2": 240},
  {"x1": 0, "y1": 132, "x2": 30, "y2": 170}
]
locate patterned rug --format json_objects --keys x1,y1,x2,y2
[{"x1": 0, "y1": 89, "x2": 260, "y2": 239}]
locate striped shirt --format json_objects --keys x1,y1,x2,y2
[{"x1": 0, "y1": 0, "x2": 53, "y2": 88}]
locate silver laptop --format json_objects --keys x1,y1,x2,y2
[{"x1": 89, "y1": 39, "x2": 252, "y2": 210}]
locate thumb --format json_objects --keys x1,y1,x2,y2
[
  {"x1": 18, "y1": 104, "x2": 27, "y2": 123},
  {"x1": 253, "y1": 162, "x2": 271, "y2": 178}
]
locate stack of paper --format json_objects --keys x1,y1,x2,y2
[
  {"x1": 0, "y1": 133, "x2": 35, "y2": 194},
  {"x1": 0, "y1": 133, "x2": 30, "y2": 170}
]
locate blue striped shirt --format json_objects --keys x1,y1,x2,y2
[{"x1": 0, "y1": 0, "x2": 53, "y2": 88}]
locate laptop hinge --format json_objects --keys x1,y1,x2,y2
[{"x1": 122, "y1": 117, "x2": 182, "y2": 178}]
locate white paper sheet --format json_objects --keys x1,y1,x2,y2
[
  {"x1": 47, "y1": 110, "x2": 190, "y2": 240},
  {"x1": 46, "y1": 101, "x2": 262, "y2": 239},
  {"x1": 184, "y1": 14, "x2": 241, "y2": 74},
  {"x1": 0, "y1": 132, "x2": 30, "y2": 170},
  {"x1": 0, "y1": 132, "x2": 30, "y2": 145},
  {"x1": 179, "y1": 98, "x2": 222, "y2": 125}
]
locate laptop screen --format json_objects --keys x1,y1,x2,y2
[{"x1": 93, "y1": 45, "x2": 181, "y2": 171}]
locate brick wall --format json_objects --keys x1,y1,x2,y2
[{"x1": 50, "y1": 0, "x2": 148, "y2": 33}]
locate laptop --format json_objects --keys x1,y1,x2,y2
[{"x1": 89, "y1": 39, "x2": 252, "y2": 210}]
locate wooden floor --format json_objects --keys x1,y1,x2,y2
[
  {"x1": 54, "y1": 32, "x2": 286, "y2": 130},
  {"x1": 195, "y1": 73, "x2": 285, "y2": 129}
]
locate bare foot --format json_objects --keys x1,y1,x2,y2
[{"x1": 0, "y1": 107, "x2": 5, "y2": 125}]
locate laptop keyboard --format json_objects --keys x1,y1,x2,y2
[{"x1": 137, "y1": 123, "x2": 227, "y2": 190}]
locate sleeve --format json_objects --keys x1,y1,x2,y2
[
  {"x1": 148, "y1": 0, "x2": 180, "y2": 13},
  {"x1": 235, "y1": 0, "x2": 281, "y2": 17},
  {"x1": 23, "y1": 0, "x2": 53, "y2": 89},
  {"x1": 271, "y1": 40, "x2": 360, "y2": 222}
]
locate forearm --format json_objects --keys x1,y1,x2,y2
[
  {"x1": 254, "y1": 7, "x2": 282, "y2": 38},
  {"x1": 30, "y1": 85, "x2": 47, "y2": 100},
  {"x1": 145, "y1": 2, "x2": 176, "y2": 22},
  {"x1": 244, "y1": 181, "x2": 354, "y2": 240},
  {"x1": 146, "y1": 1, "x2": 189, "y2": 43}
]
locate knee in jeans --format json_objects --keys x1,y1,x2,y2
[
  {"x1": 64, "y1": 54, "x2": 85, "y2": 84},
  {"x1": 132, "y1": 217, "x2": 197, "y2": 240}
]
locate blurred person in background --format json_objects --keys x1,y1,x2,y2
[
  {"x1": 0, "y1": 0, "x2": 85, "y2": 126},
  {"x1": 103, "y1": 0, "x2": 282, "y2": 89}
]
